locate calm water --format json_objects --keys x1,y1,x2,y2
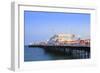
[{"x1": 24, "y1": 46, "x2": 90, "y2": 62}]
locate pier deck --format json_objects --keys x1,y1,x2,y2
[{"x1": 28, "y1": 45, "x2": 90, "y2": 52}]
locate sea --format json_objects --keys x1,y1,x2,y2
[{"x1": 24, "y1": 46, "x2": 90, "y2": 62}]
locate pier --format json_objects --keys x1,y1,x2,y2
[
  {"x1": 28, "y1": 33, "x2": 90, "y2": 58},
  {"x1": 28, "y1": 45, "x2": 90, "y2": 53}
]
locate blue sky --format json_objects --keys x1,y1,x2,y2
[{"x1": 24, "y1": 11, "x2": 90, "y2": 45}]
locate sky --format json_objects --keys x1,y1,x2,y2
[{"x1": 24, "y1": 11, "x2": 90, "y2": 45}]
